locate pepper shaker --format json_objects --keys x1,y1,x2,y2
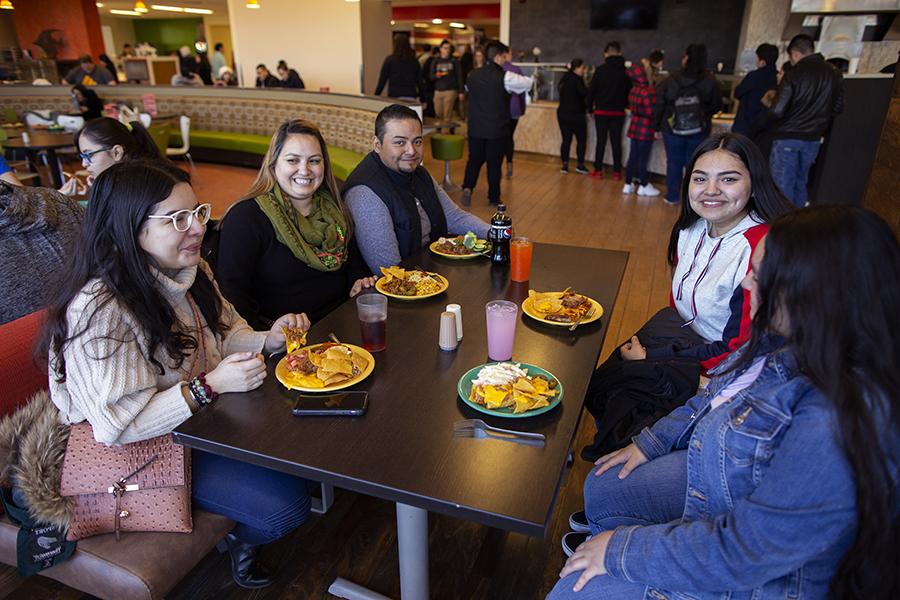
[{"x1": 439, "y1": 311, "x2": 458, "y2": 351}]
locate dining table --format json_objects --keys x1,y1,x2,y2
[
  {"x1": 3, "y1": 130, "x2": 75, "y2": 188},
  {"x1": 173, "y1": 242, "x2": 628, "y2": 600}
]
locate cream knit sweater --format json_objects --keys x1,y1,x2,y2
[{"x1": 50, "y1": 262, "x2": 267, "y2": 445}]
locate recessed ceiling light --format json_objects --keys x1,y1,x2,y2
[
  {"x1": 449, "y1": 22, "x2": 465, "y2": 29},
  {"x1": 111, "y1": 9, "x2": 141, "y2": 15},
  {"x1": 431, "y1": 18, "x2": 442, "y2": 24},
  {"x1": 390, "y1": 20, "x2": 395, "y2": 25},
  {"x1": 134, "y1": 1, "x2": 149, "y2": 13},
  {"x1": 95, "y1": 2, "x2": 104, "y2": 7},
  {"x1": 184, "y1": 7, "x2": 212, "y2": 14},
  {"x1": 246, "y1": 0, "x2": 260, "y2": 8},
  {"x1": 414, "y1": 23, "x2": 428, "y2": 28},
  {"x1": 151, "y1": 4, "x2": 183, "y2": 12}
]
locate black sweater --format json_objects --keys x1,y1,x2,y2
[
  {"x1": 375, "y1": 55, "x2": 423, "y2": 99},
  {"x1": 216, "y1": 199, "x2": 370, "y2": 329},
  {"x1": 557, "y1": 70, "x2": 588, "y2": 115},
  {"x1": 587, "y1": 56, "x2": 631, "y2": 113}
]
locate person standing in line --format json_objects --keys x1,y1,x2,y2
[
  {"x1": 732, "y1": 43, "x2": 779, "y2": 137},
  {"x1": 375, "y1": 34, "x2": 424, "y2": 102},
  {"x1": 210, "y1": 43, "x2": 227, "y2": 80},
  {"x1": 460, "y1": 40, "x2": 533, "y2": 207},
  {"x1": 623, "y1": 54, "x2": 663, "y2": 197},
  {"x1": 653, "y1": 43, "x2": 722, "y2": 204},
  {"x1": 557, "y1": 58, "x2": 589, "y2": 174},
  {"x1": 766, "y1": 34, "x2": 843, "y2": 208},
  {"x1": 587, "y1": 42, "x2": 631, "y2": 180},
  {"x1": 503, "y1": 51, "x2": 528, "y2": 177},
  {"x1": 430, "y1": 40, "x2": 464, "y2": 123}
]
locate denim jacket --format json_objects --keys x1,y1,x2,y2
[{"x1": 603, "y1": 337, "x2": 895, "y2": 600}]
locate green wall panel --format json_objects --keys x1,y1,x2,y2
[{"x1": 132, "y1": 18, "x2": 202, "y2": 54}]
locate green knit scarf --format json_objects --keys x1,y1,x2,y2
[{"x1": 255, "y1": 185, "x2": 349, "y2": 272}]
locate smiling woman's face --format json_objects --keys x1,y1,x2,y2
[
  {"x1": 687, "y1": 148, "x2": 753, "y2": 237},
  {"x1": 274, "y1": 134, "x2": 325, "y2": 204}
]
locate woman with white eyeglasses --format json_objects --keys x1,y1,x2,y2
[
  {"x1": 39, "y1": 160, "x2": 311, "y2": 589},
  {"x1": 58, "y1": 117, "x2": 160, "y2": 196}
]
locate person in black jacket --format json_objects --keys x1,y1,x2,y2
[
  {"x1": 767, "y1": 34, "x2": 843, "y2": 208},
  {"x1": 255, "y1": 64, "x2": 281, "y2": 88},
  {"x1": 460, "y1": 40, "x2": 533, "y2": 207},
  {"x1": 277, "y1": 60, "x2": 305, "y2": 89},
  {"x1": 557, "y1": 59, "x2": 589, "y2": 174},
  {"x1": 375, "y1": 33, "x2": 423, "y2": 101},
  {"x1": 653, "y1": 43, "x2": 722, "y2": 204},
  {"x1": 587, "y1": 42, "x2": 631, "y2": 179},
  {"x1": 732, "y1": 43, "x2": 778, "y2": 137}
]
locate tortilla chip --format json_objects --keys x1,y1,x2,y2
[
  {"x1": 321, "y1": 357, "x2": 353, "y2": 375},
  {"x1": 350, "y1": 351, "x2": 368, "y2": 372},
  {"x1": 322, "y1": 373, "x2": 348, "y2": 386},
  {"x1": 482, "y1": 385, "x2": 509, "y2": 409},
  {"x1": 512, "y1": 378, "x2": 536, "y2": 393}
]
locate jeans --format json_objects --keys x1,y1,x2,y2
[
  {"x1": 192, "y1": 450, "x2": 311, "y2": 545},
  {"x1": 662, "y1": 130, "x2": 706, "y2": 203},
  {"x1": 504, "y1": 117, "x2": 520, "y2": 164},
  {"x1": 433, "y1": 89, "x2": 457, "y2": 122},
  {"x1": 593, "y1": 115, "x2": 625, "y2": 172},
  {"x1": 769, "y1": 138, "x2": 820, "y2": 208},
  {"x1": 558, "y1": 112, "x2": 587, "y2": 168},
  {"x1": 625, "y1": 138, "x2": 654, "y2": 186},
  {"x1": 463, "y1": 136, "x2": 505, "y2": 203},
  {"x1": 547, "y1": 451, "x2": 688, "y2": 600}
]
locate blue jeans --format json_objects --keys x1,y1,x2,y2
[
  {"x1": 625, "y1": 138, "x2": 654, "y2": 186},
  {"x1": 546, "y1": 451, "x2": 688, "y2": 600},
  {"x1": 192, "y1": 450, "x2": 311, "y2": 545},
  {"x1": 769, "y1": 138, "x2": 820, "y2": 208},
  {"x1": 662, "y1": 131, "x2": 706, "y2": 203}
]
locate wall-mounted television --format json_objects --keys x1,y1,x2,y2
[{"x1": 590, "y1": 0, "x2": 663, "y2": 30}]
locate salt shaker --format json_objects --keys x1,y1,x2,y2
[
  {"x1": 439, "y1": 311, "x2": 458, "y2": 351},
  {"x1": 445, "y1": 303, "x2": 463, "y2": 341}
]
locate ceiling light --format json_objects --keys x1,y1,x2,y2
[
  {"x1": 0, "y1": 0, "x2": 14, "y2": 9},
  {"x1": 246, "y1": 0, "x2": 259, "y2": 7},
  {"x1": 431, "y1": 18, "x2": 442, "y2": 24},
  {"x1": 151, "y1": 4, "x2": 183, "y2": 11},
  {"x1": 449, "y1": 22, "x2": 465, "y2": 29},
  {"x1": 111, "y1": 9, "x2": 141, "y2": 15},
  {"x1": 134, "y1": 1, "x2": 149, "y2": 13},
  {"x1": 414, "y1": 23, "x2": 428, "y2": 28},
  {"x1": 184, "y1": 7, "x2": 213, "y2": 14},
  {"x1": 390, "y1": 20, "x2": 395, "y2": 25},
  {"x1": 95, "y1": 2, "x2": 104, "y2": 7}
]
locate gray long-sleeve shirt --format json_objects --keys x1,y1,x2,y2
[{"x1": 344, "y1": 176, "x2": 489, "y2": 273}]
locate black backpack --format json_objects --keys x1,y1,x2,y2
[{"x1": 671, "y1": 79, "x2": 704, "y2": 136}]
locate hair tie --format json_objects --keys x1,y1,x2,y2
[{"x1": 124, "y1": 121, "x2": 133, "y2": 132}]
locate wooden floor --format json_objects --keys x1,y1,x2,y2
[{"x1": 0, "y1": 149, "x2": 677, "y2": 600}]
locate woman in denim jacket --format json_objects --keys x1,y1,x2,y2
[{"x1": 551, "y1": 206, "x2": 899, "y2": 600}]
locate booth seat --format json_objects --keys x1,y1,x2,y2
[
  {"x1": 0, "y1": 311, "x2": 233, "y2": 600},
  {"x1": 169, "y1": 129, "x2": 364, "y2": 181}
]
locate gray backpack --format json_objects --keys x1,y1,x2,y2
[{"x1": 671, "y1": 80, "x2": 704, "y2": 136}]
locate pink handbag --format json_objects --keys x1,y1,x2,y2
[{"x1": 59, "y1": 422, "x2": 192, "y2": 541}]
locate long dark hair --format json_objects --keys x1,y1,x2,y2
[
  {"x1": 682, "y1": 43, "x2": 708, "y2": 78},
  {"x1": 667, "y1": 132, "x2": 793, "y2": 267},
  {"x1": 392, "y1": 33, "x2": 414, "y2": 60},
  {"x1": 745, "y1": 206, "x2": 899, "y2": 598},
  {"x1": 41, "y1": 160, "x2": 226, "y2": 380},
  {"x1": 75, "y1": 116, "x2": 160, "y2": 160}
]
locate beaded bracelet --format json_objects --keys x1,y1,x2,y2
[{"x1": 188, "y1": 372, "x2": 219, "y2": 407}]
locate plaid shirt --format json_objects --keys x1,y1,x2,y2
[{"x1": 627, "y1": 65, "x2": 656, "y2": 141}]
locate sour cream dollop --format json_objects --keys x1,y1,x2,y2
[{"x1": 472, "y1": 362, "x2": 527, "y2": 387}]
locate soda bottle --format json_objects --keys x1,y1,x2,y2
[{"x1": 488, "y1": 203, "x2": 512, "y2": 264}]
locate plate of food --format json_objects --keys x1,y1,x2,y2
[
  {"x1": 276, "y1": 341, "x2": 375, "y2": 392},
  {"x1": 457, "y1": 362, "x2": 563, "y2": 418},
  {"x1": 522, "y1": 289, "x2": 603, "y2": 327},
  {"x1": 429, "y1": 231, "x2": 490, "y2": 259},
  {"x1": 375, "y1": 266, "x2": 449, "y2": 300}
]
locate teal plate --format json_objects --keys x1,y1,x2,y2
[{"x1": 457, "y1": 362, "x2": 563, "y2": 418}]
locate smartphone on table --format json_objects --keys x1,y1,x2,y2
[{"x1": 292, "y1": 391, "x2": 368, "y2": 416}]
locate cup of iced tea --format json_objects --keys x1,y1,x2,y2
[
  {"x1": 357, "y1": 293, "x2": 387, "y2": 352},
  {"x1": 510, "y1": 237, "x2": 533, "y2": 282},
  {"x1": 485, "y1": 300, "x2": 518, "y2": 361}
]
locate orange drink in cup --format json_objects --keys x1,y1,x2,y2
[{"x1": 510, "y1": 237, "x2": 533, "y2": 282}]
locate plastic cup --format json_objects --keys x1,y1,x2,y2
[
  {"x1": 485, "y1": 300, "x2": 518, "y2": 361},
  {"x1": 510, "y1": 237, "x2": 533, "y2": 283},
  {"x1": 356, "y1": 293, "x2": 387, "y2": 352}
]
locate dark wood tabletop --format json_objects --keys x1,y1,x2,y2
[
  {"x1": 4, "y1": 130, "x2": 75, "y2": 149},
  {"x1": 174, "y1": 243, "x2": 628, "y2": 537}
]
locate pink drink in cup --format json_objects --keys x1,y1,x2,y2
[{"x1": 485, "y1": 300, "x2": 518, "y2": 361}]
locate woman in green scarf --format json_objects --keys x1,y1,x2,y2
[{"x1": 217, "y1": 120, "x2": 376, "y2": 328}]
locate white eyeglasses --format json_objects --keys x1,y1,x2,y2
[{"x1": 146, "y1": 204, "x2": 212, "y2": 232}]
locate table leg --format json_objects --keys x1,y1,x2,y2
[
  {"x1": 327, "y1": 502, "x2": 430, "y2": 600},
  {"x1": 396, "y1": 503, "x2": 429, "y2": 600},
  {"x1": 45, "y1": 149, "x2": 64, "y2": 189}
]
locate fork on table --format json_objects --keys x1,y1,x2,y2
[{"x1": 453, "y1": 419, "x2": 546, "y2": 446}]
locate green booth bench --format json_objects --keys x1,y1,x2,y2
[{"x1": 0, "y1": 85, "x2": 421, "y2": 181}]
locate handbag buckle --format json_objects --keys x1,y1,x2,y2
[{"x1": 107, "y1": 483, "x2": 139, "y2": 494}]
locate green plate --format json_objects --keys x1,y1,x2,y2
[{"x1": 457, "y1": 362, "x2": 563, "y2": 418}]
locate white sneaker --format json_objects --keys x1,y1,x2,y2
[
  {"x1": 637, "y1": 183, "x2": 661, "y2": 197},
  {"x1": 622, "y1": 183, "x2": 635, "y2": 194}
]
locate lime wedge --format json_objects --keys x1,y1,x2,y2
[{"x1": 463, "y1": 231, "x2": 477, "y2": 250}]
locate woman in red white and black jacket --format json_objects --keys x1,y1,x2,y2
[{"x1": 623, "y1": 60, "x2": 660, "y2": 197}]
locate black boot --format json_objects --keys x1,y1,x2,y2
[{"x1": 216, "y1": 533, "x2": 274, "y2": 589}]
